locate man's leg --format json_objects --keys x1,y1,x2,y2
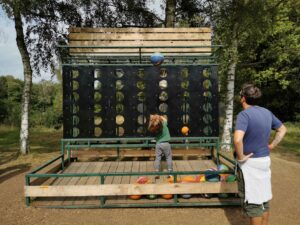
[
  {"x1": 262, "y1": 211, "x2": 269, "y2": 225},
  {"x1": 247, "y1": 202, "x2": 270, "y2": 225},
  {"x1": 250, "y1": 216, "x2": 263, "y2": 225},
  {"x1": 261, "y1": 202, "x2": 270, "y2": 225}
]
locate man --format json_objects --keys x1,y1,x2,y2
[{"x1": 234, "y1": 83, "x2": 287, "y2": 225}]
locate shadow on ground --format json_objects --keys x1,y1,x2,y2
[
  {"x1": 0, "y1": 152, "x2": 19, "y2": 166},
  {"x1": 223, "y1": 207, "x2": 249, "y2": 225},
  {"x1": 0, "y1": 163, "x2": 31, "y2": 184}
]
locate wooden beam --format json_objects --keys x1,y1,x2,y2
[
  {"x1": 67, "y1": 27, "x2": 213, "y2": 56},
  {"x1": 69, "y1": 33, "x2": 211, "y2": 41},
  {"x1": 69, "y1": 47, "x2": 212, "y2": 53},
  {"x1": 69, "y1": 40, "x2": 212, "y2": 47},
  {"x1": 69, "y1": 27, "x2": 211, "y2": 33},
  {"x1": 73, "y1": 149, "x2": 211, "y2": 158},
  {"x1": 25, "y1": 182, "x2": 238, "y2": 197},
  {"x1": 68, "y1": 52, "x2": 212, "y2": 57}
]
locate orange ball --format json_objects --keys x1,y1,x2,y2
[
  {"x1": 161, "y1": 194, "x2": 173, "y2": 199},
  {"x1": 129, "y1": 195, "x2": 142, "y2": 200},
  {"x1": 181, "y1": 126, "x2": 189, "y2": 135}
]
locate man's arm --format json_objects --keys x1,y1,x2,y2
[
  {"x1": 233, "y1": 130, "x2": 253, "y2": 162},
  {"x1": 269, "y1": 124, "x2": 287, "y2": 150}
]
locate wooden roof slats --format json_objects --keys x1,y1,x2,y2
[{"x1": 67, "y1": 27, "x2": 212, "y2": 56}]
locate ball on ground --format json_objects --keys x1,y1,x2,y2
[
  {"x1": 218, "y1": 164, "x2": 229, "y2": 171},
  {"x1": 181, "y1": 194, "x2": 192, "y2": 199},
  {"x1": 147, "y1": 194, "x2": 157, "y2": 200}
]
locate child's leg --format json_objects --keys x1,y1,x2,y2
[
  {"x1": 162, "y1": 143, "x2": 173, "y2": 172},
  {"x1": 154, "y1": 144, "x2": 163, "y2": 171}
]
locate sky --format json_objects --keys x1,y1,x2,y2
[
  {"x1": 0, "y1": 2, "x2": 164, "y2": 83},
  {"x1": 0, "y1": 8, "x2": 24, "y2": 81},
  {"x1": 0, "y1": 8, "x2": 54, "y2": 82}
]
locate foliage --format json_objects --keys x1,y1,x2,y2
[
  {"x1": 0, "y1": 0, "x2": 82, "y2": 76},
  {"x1": 0, "y1": 76, "x2": 62, "y2": 128},
  {"x1": 200, "y1": 0, "x2": 300, "y2": 122},
  {"x1": 0, "y1": 0, "x2": 299, "y2": 129},
  {"x1": 0, "y1": 76, "x2": 23, "y2": 125},
  {"x1": 235, "y1": 0, "x2": 300, "y2": 121},
  {"x1": 78, "y1": 0, "x2": 160, "y2": 27}
]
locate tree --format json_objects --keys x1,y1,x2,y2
[
  {"x1": 0, "y1": 76, "x2": 23, "y2": 126},
  {"x1": 0, "y1": 0, "x2": 81, "y2": 154},
  {"x1": 0, "y1": 1, "x2": 34, "y2": 154},
  {"x1": 0, "y1": 77, "x2": 8, "y2": 123},
  {"x1": 165, "y1": 0, "x2": 176, "y2": 27},
  {"x1": 208, "y1": 0, "x2": 280, "y2": 149},
  {"x1": 236, "y1": 0, "x2": 300, "y2": 122},
  {"x1": 76, "y1": 0, "x2": 159, "y2": 27}
]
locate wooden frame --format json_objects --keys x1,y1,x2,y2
[{"x1": 68, "y1": 27, "x2": 212, "y2": 56}]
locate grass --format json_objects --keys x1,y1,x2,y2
[
  {"x1": 0, "y1": 122, "x2": 299, "y2": 167},
  {"x1": 273, "y1": 122, "x2": 300, "y2": 159},
  {"x1": 0, "y1": 125, "x2": 62, "y2": 168},
  {"x1": 0, "y1": 125, "x2": 62, "y2": 153}
]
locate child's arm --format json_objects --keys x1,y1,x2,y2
[{"x1": 160, "y1": 115, "x2": 167, "y2": 122}]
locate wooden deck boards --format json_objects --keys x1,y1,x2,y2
[
  {"x1": 30, "y1": 160, "x2": 239, "y2": 207},
  {"x1": 74, "y1": 148, "x2": 211, "y2": 159}
]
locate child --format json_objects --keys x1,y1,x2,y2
[{"x1": 148, "y1": 114, "x2": 173, "y2": 178}]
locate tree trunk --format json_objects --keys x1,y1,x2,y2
[
  {"x1": 165, "y1": 0, "x2": 176, "y2": 27},
  {"x1": 221, "y1": 22, "x2": 239, "y2": 151},
  {"x1": 13, "y1": 5, "x2": 33, "y2": 154}
]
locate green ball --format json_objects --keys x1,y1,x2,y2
[
  {"x1": 147, "y1": 194, "x2": 157, "y2": 200},
  {"x1": 226, "y1": 174, "x2": 236, "y2": 182},
  {"x1": 218, "y1": 193, "x2": 229, "y2": 198}
]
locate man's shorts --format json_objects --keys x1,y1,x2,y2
[{"x1": 237, "y1": 166, "x2": 270, "y2": 217}]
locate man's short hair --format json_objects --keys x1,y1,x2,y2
[{"x1": 239, "y1": 83, "x2": 262, "y2": 105}]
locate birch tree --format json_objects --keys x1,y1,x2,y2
[
  {"x1": 1, "y1": 1, "x2": 33, "y2": 154},
  {"x1": 208, "y1": 0, "x2": 279, "y2": 150},
  {"x1": 0, "y1": 0, "x2": 81, "y2": 154}
]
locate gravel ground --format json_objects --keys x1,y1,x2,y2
[{"x1": 0, "y1": 153, "x2": 299, "y2": 225}]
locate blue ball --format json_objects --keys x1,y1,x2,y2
[
  {"x1": 218, "y1": 164, "x2": 229, "y2": 171},
  {"x1": 150, "y1": 52, "x2": 164, "y2": 65},
  {"x1": 205, "y1": 168, "x2": 219, "y2": 181}
]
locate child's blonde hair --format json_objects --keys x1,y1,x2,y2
[{"x1": 148, "y1": 114, "x2": 163, "y2": 134}]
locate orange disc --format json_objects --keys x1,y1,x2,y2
[{"x1": 181, "y1": 126, "x2": 189, "y2": 135}]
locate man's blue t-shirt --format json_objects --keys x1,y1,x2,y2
[{"x1": 235, "y1": 106, "x2": 282, "y2": 158}]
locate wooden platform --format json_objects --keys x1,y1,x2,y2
[
  {"x1": 27, "y1": 160, "x2": 239, "y2": 208},
  {"x1": 71, "y1": 148, "x2": 212, "y2": 159}
]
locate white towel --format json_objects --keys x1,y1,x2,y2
[{"x1": 239, "y1": 156, "x2": 272, "y2": 204}]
